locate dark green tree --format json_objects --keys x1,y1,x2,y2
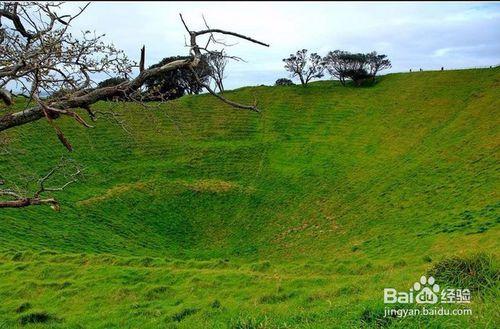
[
  {"x1": 323, "y1": 50, "x2": 391, "y2": 86},
  {"x1": 97, "y1": 77, "x2": 128, "y2": 88},
  {"x1": 275, "y1": 78, "x2": 294, "y2": 86},
  {"x1": 144, "y1": 56, "x2": 212, "y2": 101}
]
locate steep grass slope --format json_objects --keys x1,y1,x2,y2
[{"x1": 0, "y1": 68, "x2": 498, "y2": 328}]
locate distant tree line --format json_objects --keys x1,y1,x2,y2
[
  {"x1": 279, "y1": 49, "x2": 391, "y2": 87},
  {"x1": 103, "y1": 49, "x2": 390, "y2": 96}
]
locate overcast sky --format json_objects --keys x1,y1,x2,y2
[{"x1": 65, "y1": 1, "x2": 500, "y2": 90}]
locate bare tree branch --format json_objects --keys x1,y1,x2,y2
[
  {"x1": 190, "y1": 66, "x2": 259, "y2": 112},
  {"x1": 139, "y1": 45, "x2": 145, "y2": 73},
  {"x1": 206, "y1": 50, "x2": 228, "y2": 92},
  {"x1": 195, "y1": 29, "x2": 269, "y2": 47},
  {"x1": 0, "y1": 157, "x2": 82, "y2": 210}
]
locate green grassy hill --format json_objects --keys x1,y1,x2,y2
[{"x1": 0, "y1": 68, "x2": 498, "y2": 328}]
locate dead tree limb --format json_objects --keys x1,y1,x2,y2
[
  {"x1": 0, "y1": 158, "x2": 81, "y2": 210},
  {"x1": 139, "y1": 46, "x2": 145, "y2": 73},
  {"x1": 189, "y1": 67, "x2": 258, "y2": 112}
]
